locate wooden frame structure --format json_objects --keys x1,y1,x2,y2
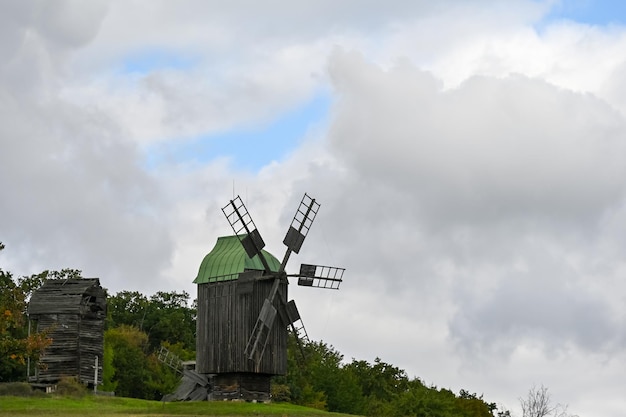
[
  {"x1": 195, "y1": 236, "x2": 287, "y2": 400},
  {"x1": 190, "y1": 194, "x2": 344, "y2": 401},
  {"x1": 27, "y1": 278, "x2": 107, "y2": 386}
]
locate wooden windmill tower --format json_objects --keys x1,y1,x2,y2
[{"x1": 194, "y1": 193, "x2": 344, "y2": 401}]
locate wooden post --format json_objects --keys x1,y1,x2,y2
[
  {"x1": 26, "y1": 319, "x2": 31, "y2": 381},
  {"x1": 93, "y1": 356, "x2": 98, "y2": 394}
]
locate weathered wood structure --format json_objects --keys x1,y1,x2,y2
[
  {"x1": 194, "y1": 235, "x2": 286, "y2": 400},
  {"x1": 192, "y1": 194, "x2": 344, "y2": 402},
  {"x1": 27, "y1": 278, "x2": 107, "y2": 386}
]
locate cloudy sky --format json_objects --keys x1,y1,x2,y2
[{"x1": 2, "y1": 0, "x2": 626, "y2": 415}]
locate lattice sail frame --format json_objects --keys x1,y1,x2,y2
[
  {"x1": 222, "y1": 196, "x2": 270, "y2": 272},
  {"x1": 283, "y1": 193, "x2": 320, "y2": 255},
  {"x1": 296, "y1": 264, "x2": 345, "y2": 289}
]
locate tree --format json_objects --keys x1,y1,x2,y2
[
  {"x1": 344, "y1": 356, "x2": 413, "y2": 416},
  {"x1": 143, "y1": 291, "x2": 196, "y2": 350},
  {"x1": 346, "y1": 357, "x2": 409, "y2": 402},
  {"x1": 272, "y1": 337, "x2": 364, "y2": 413},
  {"x1": 103, "y1": 325, "x2": 180, "y2": 400},
  {"x1": 520, "y1": 385, "x2": 577, "y2": 417},
  {"x1": 520, "y1": 385, "x2": 553, "y2": 417},
  {"x1": 100, "y1": 337, "x2": 117, "y2": 393},
  {"x1": 104, "y1": 325, "x2": 153, "y2": 399},
  {"x1": 107, "y1": 290, "x2": 196, "y2": 351},
  {"x1": 0, "y1": 242, "x2": 52, "y2": 382},
  {"x1": 456, "y1": 390, "x2": 497, "y2": 417},
  {"x1": 275, "y1": 333, "x2": 498, "y2": 417},
  {"x1": 305, "y1": 341, "x2": 363, "y2": 414}
]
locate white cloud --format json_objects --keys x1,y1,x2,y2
[
  {"x1": 0, "y1": 1, "x2": 173, "y2": 291},
  {"x1": 329, "y1": 49, "x2": 626, "y2": 226},
  {"x1": 3, "y1": 2, "x2": 626, "y2": 416},
  {"x1": 297, "y1": 47, "x2": 626, "y2": 415}
]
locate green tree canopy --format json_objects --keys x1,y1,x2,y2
[
  {"x1": 0, "y1": 243, "x2": 52, "y2": 382},
  {"x1": 107, "y1": 290, "x2": 196, "y2": 351},
  {"x1": 103, "y1": 325, "x2": 179, "y2": 400},
  {"x1": 273, "y1": 334, "x2": 499, "y2": 417}
]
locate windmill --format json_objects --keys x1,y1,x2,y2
[{"x1": 194, "y1": 193, "x2": 344, "y2": 401}]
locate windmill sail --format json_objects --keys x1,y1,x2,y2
[
  {"x1": 244, "y1": 298, "x2": 277, "y2": 362},
  {"x1": 297, "y1": 264, "x2": 344, "y2": 289},
  {"x1": 280, "y1": 193, "x2": 319, "y2": 271},
  {"x1": 222, "y1": 196, "x2": 271, "y2": 273},
  {"x1": 283, "y1": 193, "x2": 319, "y2": 254}
]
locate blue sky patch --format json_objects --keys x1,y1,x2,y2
[
  {"x1": 143, "y1": 93, "x2": 332, "y2": 172},
  {"x1": 542, "y1": 0, "x2": 626, "y2": 26},
  {"x1": 121, "y1": 48, "x2": 197, "y2": 74}
]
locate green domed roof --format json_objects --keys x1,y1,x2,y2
[{"x1": 193, "y1": 235, "x2": 281, "y2": 284}]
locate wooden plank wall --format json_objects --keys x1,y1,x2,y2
[
  {"x1": 196, "y1": 278, "x2": 288, "y2": 376},
  {"x1": 78, "y1": 319, "x2": 104, "y2": 384},
  {"x1": 33, "y1": 314, "x2": 104, "y2": 385},
  {"x1": 34, "y1": 314, "x2": 79, "y2": 382},
  {"x1": 28, "y1": 279, "x2": 106, "y2": 385}
]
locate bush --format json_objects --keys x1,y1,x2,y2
[
  {"x1": 55, "y1": 377, "x2": 87, "y2": 397},
  {"x1": 0, "y1": 382, "x2": 39, "y2": 397},
  {"x1": 271, "y1": 383, "x2": 291, "y2": 402}
]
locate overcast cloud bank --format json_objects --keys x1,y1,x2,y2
[{"x1": 2, "y1": 1, "x2": 626, "y2": 416}]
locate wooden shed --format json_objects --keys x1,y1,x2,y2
[
  {"x1": 194, "y1": 235, "x2": 287, "y2": 400},
  {"x1": 27, "y1": 278, "x2": 107, "y2": 386}
]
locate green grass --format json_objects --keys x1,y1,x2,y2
[{"x1": 0, "y1": 395, "x2": 353, "y2": 417}]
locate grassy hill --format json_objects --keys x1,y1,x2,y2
[
  {"x1": 0, "y1": 395, "x2": 355, "y2": 417},
  {"x1": 0, "y1": 381, "x2": 352, "y2": 417}
]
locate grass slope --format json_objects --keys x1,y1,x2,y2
[{"x1": 0, "y1": 395, "x2": 354, "y2": 417}]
